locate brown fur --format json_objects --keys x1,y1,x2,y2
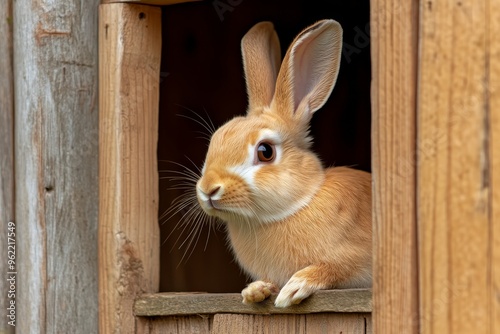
[
  {"x1": 196, "y1": 20, "x2": 371, "y2": 307},
  {"x1": 226, "y1": 167, "x2": 371, "y2": 288}
]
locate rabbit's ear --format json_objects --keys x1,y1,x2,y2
[
  {"x1": 241, "y1": 22, "x2": 281, "y2": 115},
  {"x1": 272, "y1": 20, "x2": 342, "y2": 122}
]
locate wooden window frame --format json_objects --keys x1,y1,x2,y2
[
  {"x1": 98, "y1": 2, "x2": 376, "y2": 332},
  {"x1": 7, "y1": 0, "x2": 497, "y2": 332}
]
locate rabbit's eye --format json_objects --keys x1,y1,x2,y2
[{"x1": 257, "y1": 142, "x2": 275, "y2": 162}]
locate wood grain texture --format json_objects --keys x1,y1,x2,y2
[
  {"x1": 370, "y1": 0, "x2": 419, "y2": 333},
  {"x1": 99, "y1": 3, "x2": 161, "y2": 333},
  {"x1": 149, "y1": 316, "x2": 212, "y2": 334},
  {"x1": 418, "y1": 0, "x2": 500, "y2": 333},
  {"x1": 212, "y1": 314, "x2": 307, "y2": 334},
  {"x1": 102, "y1": 0, "x2": 199, "y2": 4},
  {"x1": 305, "y1": 313, "x2": 370, "y2": 334},
  {"x1": 211, "y1": 313, "x2": 370, "y2": 334},
  {"x1": 0, "y1": 1, "x2": 14, "y2": 333},
  {"x1": 13, "y1": 0, "x2": 99, "y2": 333},
  {"x1": 134, "y1": 289, "x2": 372, "y2": 316},
  {"x1": 490, "y1": 0, "x2": 500, "y2": 331}
]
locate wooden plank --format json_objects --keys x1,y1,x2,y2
[
  {"x1": 149, "y1": 316, "x2": 212, "y2": 334},
  {"x1": 99, "y1": 3, "x2": 161, "y2": 333},
  {"x1": 490, "y1": 0, "x2": 500, "y2": 331},
  {"x1": 211, "y1": 313, "x2": 370, "y2": 334},
  {"x1": 366, "y1": 314, "x2": 373, "y2": 334},
  {"x1": 14, "y1": 0, "x2": 100, "y2": 333},
  {"x1": 134, "y1": 289, "x2": 372, "y2": 316},
  {"x1": 305, "y1": 313, "x2": 369, "y2": 334},
  {"x1": 370, "y1": 0, "x2": 419, "y2": 333},
  {"x1": 212, "y1": 314, "x2": 306, "y2": 334},
  {"x1": 418, "y1": 0, "x2": 500, "y2": 333},
  {"x1": 102, "y1": 0, "x2": 199, "y2": 5},
  {"x1": 0, "y1": 1, "x2": 14, "y2": 333}
]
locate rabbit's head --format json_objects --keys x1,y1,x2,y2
[{"x1": 196, "y1": 20, "x2": 343, "y2": 224}]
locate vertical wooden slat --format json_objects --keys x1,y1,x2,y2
[
  {"x1": 211, "y1": 314, "x2": 304, "y2": 334},
  {"x1": 490, "y1": 1, "x2": 500, "y2": 331},
  {"x1": 211, "y1": 314, "x2": 370, "y2": 333},
  {"x1": 305, "y1": 314, "x2": 369, "y2": 333},
  {"x1": 149, "y1": 316, "x2": 212, "y2": 334},
  {"x1": 418, "y1": 0, "x2": 500, "y2": 333},
  {"x1": 99, "y1": 4, "x2": 161, "y2": 333},
  {"x1": 0, "y1": 1, "x2": 14, "y2": 333},
  {"x1": 371, "y1": 0, "x2": 419, "y2": 333},
  {"x1": 14, "y1": 0, "x2": 100, "y2": 333}
]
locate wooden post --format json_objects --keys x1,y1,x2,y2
[
  {"x1": 0, "y1": 1, "x2": 14, "y2": 333},
  {"x1": 14, "y1": 0, "x2": 100, "y2": 333},
  {"x1": 98, "y1": 4, "x2": 161, "y2": 333},
  {"x1": 371, "y1": 0, "x2": 419, "y2": 333},
  {"x1": 418, "y1": 0, "x2": 500, "y2": 333}
]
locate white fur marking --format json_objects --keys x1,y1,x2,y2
[
  {"x1": 226, "y1": 128, "x2": 323, "y2": 223},
  {"x1": 229, "y1": 163, "x2": 261, "y2": 190},
  {"x1": 228, "y1": 129, "x2": 281, "y2": 190},
  {"x1": 274, "y1": 276, "x2": 318, "y2": 308},
  {"x1": 256, "y1": 194, "x2": 316, "y2": 223},
  {"x1": 196, "y1": 187, "x2": 209, "y2": 201}
]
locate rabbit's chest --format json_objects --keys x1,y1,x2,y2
[{"x1": 225, "y1": 221, "x2": 315, "y2": 286}]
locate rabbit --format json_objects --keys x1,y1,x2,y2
[{"x1": 195, "y1": 19, "x2": 372, "y2": 308}]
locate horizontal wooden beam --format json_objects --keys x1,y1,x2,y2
[
  {"x1": 102, "y1": 0, "x2": 200, "y2": 5},
  {"x1": 135, "y1": 289, "x2": 372, "y2": 316}
]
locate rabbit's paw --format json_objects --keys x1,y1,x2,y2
[
  {"x1": 274, "y1": 275, "x2": 319, "y2": 308},
  {"x1": 241, "y1": 281, "x2": 278, "y2": 304}
]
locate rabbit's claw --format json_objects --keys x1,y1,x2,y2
[
  {"x1": 241, "y1": 281, "x2": 278, "y2": 304},
  {"x1": 274, "y1": 275, "x2": 318, "y2": 308}
]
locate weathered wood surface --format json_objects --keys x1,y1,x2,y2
[
  {"x1": 370, "y1": 1, "x2": 419, "y2": 333},
  {"x1": 149, "y1": 315, "x2": 213, "y2": 334},
  {"x1": 211, "y1": 313, "x2": 371, "y2": 334},
  {"x1": 14, "y1": 0, "x2": 100, "y2": 333},
  {"x1": 147, "y1": 313, "x2": 370, "y2": 334},
  {"x1": 418, "y1": 0, "x2": 500, "y2": 333},
  {"x1": 0, "y1": 1, "x2": 14, "y2": 333},
  {"x1": 102, "y1": 0, "x2": 199, "y2": 5},
  {"x1": 135, "y1": 289, "x2": 372, "y2": 316},
  {"x1": 99, "y1": 3, "x2": 161, "y2": 334},
  {"x1": 492, "y1": 3, "x2": 500, "y2": 330}
]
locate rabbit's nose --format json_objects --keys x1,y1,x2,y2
[
  {"x1": 208, "y1": 185, "x2": 221, "y2": 198},
  {"x1": 196, "y1": 183, "x2": 223, "y2": 211}
]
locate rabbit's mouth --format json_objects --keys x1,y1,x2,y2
[
  {"x1": 197, "y1": 195, "x2": 225, "y2": 215},
  {"x1": 206, "y1": 198, "x2": 222, "y2": 211}
]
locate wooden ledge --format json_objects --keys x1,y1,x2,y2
[{"x1": 134, "y1": 289, "x2": 372, "y2": 316}]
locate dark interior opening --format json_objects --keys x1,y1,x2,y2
[{"x1": 158, "y1": 0, "x2": 371, "y2": 293}]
